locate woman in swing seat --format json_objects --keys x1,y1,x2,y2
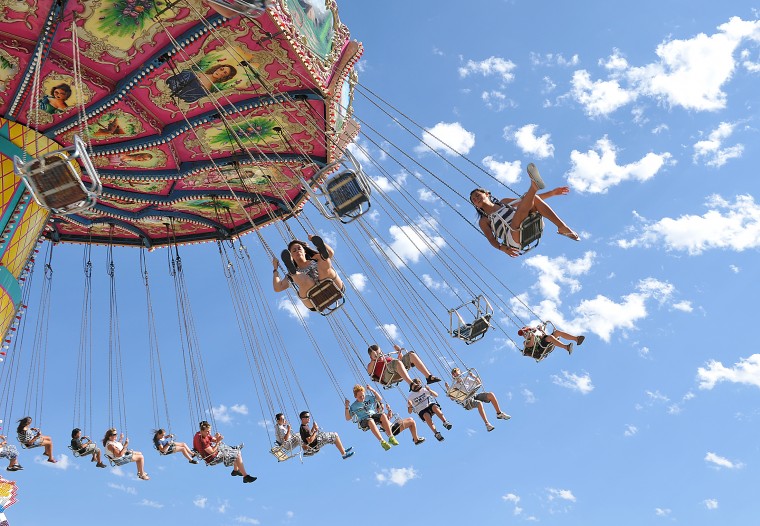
[
  {"x1": 272, "y1": 234, "x2": 343, "y2": 311},
  {"x1": 103, "y1": 428, "x2": 149, "y2": 480},
  {"x1": 152, "y1": 429, "x2": 198, "y2": 464},
  {"x1": 520, "y1": 325, "x2": 585, "y2": 356},
  {"x1": 16, "y1": 416, "x2": 57, "y2": 463},
  {"x1": 470, "y1": 163, "x2": 579, "y2": 257}
]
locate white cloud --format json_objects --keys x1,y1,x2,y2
[
  {"x1": 505, "y1": 124, "x2": 554, "y2": 159},
  {"x1": 277, "y1": 296, "x2": 311, "y2": 320},
  {"x1": 704, "y1": 452, "x2": 744, "y2": 469},
  {"x1": 568, "y1": 137, "x2": 672, "y2": 193},
  {"x1": 502, "y1": 493, "x2": 523, "y2": 515},
  {"x1": 371, "y1": 171, "x2": 407, "y2": 193},
  {"x1": 524, "y1": 252, "x2": 595, "y2": 302},
  {"x1": 107, "y1": 482, "x2": 136, "y2": 495},
  {"x1": 286, "y1": 511, "x2": 294, "y2": 519},
  {"x1": 377, "y1": 323, "x2": 399, "y2": 341},
  {"x1": 693, "y1": 122, "x2": 744, "y2": 167},
  {"x1": 655, "y1": 508, "x2": 672, "y2": 517},
  {"x1": 235, "y1": 517, "x2": 261, "y2": 525},
  {"x1": 704, "y1": 499, "x2": 719, "y2": 510},
  {"x1": 415, "y1": 122, "x2": 475, "y2": 156},
  {"x1": 481, "y1": 156, "x2": 521, "y2": 185},
  {"x1": 217, "y1": 500, "x2": 229, "y2": 514},
  {"x1": 547, "y1": 488, "x2": 576, "y2": 502},
  {"x1": 139, "y1": 499, "x2": 164, "y2": 509},
  {"x1": 522, "y1": 388, "x2": 536, "y2": 404},
  {"x1": 531, "y1": 52, "x2": 580, "y2": 67},
  {"x1": 646, "y1": 390, "x2": 670, "y2": 404},
  {"x1": 698, "y1": 354, "x2": 760, "y2": 390},
  {"x1": 375, "y1": 467, "x2": 418, "y2": 487},
  {"x1": 481, "y1": 90, "x2": 512, "y2": 111},
  {"x1": 571, "y1": 69, "x2": 637, "y2": 117},
  {"x1": 458, "y1": 56, "x2": 516, "y2": 84},
  {"x1": 729, "y1": 264, "x2": 740, "y2": 273},
  {"x1": 35, "y1": 454, "x2": 71, "y2": 470},
  {"x1": 212, "y1": 404, "x2": 246, "y2": 424},
  {"x1": 347, "y1": 273, "x2": 368, "y2": 292},
  {"x1": 417, "y1": 188, "x2": 439, "y2": 203},
  {"x1": 551, "y1": 371, "x2": 594, "y2": 394},
  {"x1": 571, "y1": 17, "x2": 760, "y2": 115},
  {"x1": 572, "y1": 287, "x2": 651, "y2": 342},
  {"x1": 375, "y1": 217, "x2": 446, "y2": 267},
  {"x1": 619, "y1": 195, "x2": 760, "y2": 254},
  {"x1": 672, "y1": 300, "x2": 693, "y2": 312},
  {"x1": 624, "y1": 425, "x2": 638, "y2": 437}
]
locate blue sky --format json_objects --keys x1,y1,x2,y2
[{"x1": 2, "y1": 1, "x2": 760, "y2": 525}]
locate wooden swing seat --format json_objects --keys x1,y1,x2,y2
[{"x1": 306, "y1": 279, "x2": 345, "y2": 314}]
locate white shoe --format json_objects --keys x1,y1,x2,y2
[
  {"x1": 496, "y1": 412, "x2": 511, "y2": 420},
  {"x1": 486, "y1": 424, "x2": 495, "y2": 432},
  {"x1": 526, "y1": 163, "x2": 546, "y2": 190}
]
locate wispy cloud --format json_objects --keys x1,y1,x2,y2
[
  {"x1": 347, "y1": 273, "x2": 368, "y2": 292},
  {"x1": 459, "y1": 56, "x2": 516, "y2": 84},
  {"x1": 373, "y1": 217, "x2": 446, "y2": 267},
  {"x1": 277, "y1": 296, "x2": 311, "y2": 320},
  {"x1": 194, "y1": 496, "x2": 208, "y2": 509},
  {"x1": 624, "y1": 424, "x2": 638, "y2": 437},
  {"x1": 693, "y1": 121, "x2": 744, "y2": 167},
  {"x1": 139, "y1": 499, "x2": 164, "y2": 509},
  {"x1": 375, "y1": 467, "x2": 418, "y2": 487},
  {"x1": 618, "y1": 195, "x2": 760, "y2": 254},
  {"x1": 547, "y1": 488, "x2": 576, "y2": 502},
  {"x1": 704, "y1": 498, "x2": 719, "y2": 510},
  {"x1": 705, "y1": 452, "x2": 744, "y2": 469},
  {"x1": 235, "y1": 516, "x2": 261, "y2": 525},
  {"x1": 698, "y1": 353, "x2": 760, "y2": 390},
  {"x1": 655, "y1": 508, "x2": 672, "y2": 517},
  {"x1": 108, "y1": 483, "x2": 137, "y2": 495},
  {"x1": 551, "y1": 371, "x2": 594, "y2": 394}
]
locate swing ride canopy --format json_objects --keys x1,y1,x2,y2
[{"x1": 0, "y1": 0, "x2": 361, "y2": 248}]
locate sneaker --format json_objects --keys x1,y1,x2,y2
[
  {"x1": 442, "y1": 421, "x2": 453, "y2": 430},
  {"x1": 496, "y1": 412, "x2": 511, "y2": 421},
  {"x1": 388, "y1": 436, "x2": 399, "y2": 446},
  {"x1": 310, "y1": 235, "x2": 330, "y2": 259},
  {"x1": 96, "y1": 462, "x2": 107, "y2": 468},
  {"x1": 380, "y1": 440, "x2": 391, "y2": 451},
  {"x1": 189, "y1": 459, "x2": 198, "y2": 464},
  {"x1": 486, "y1": 424, "x2": 495, "y2": 432},
  {"x1": 526, "y1": 163, "x2": 546, "y2": 190},
  {"x1": 567, "y1": 342, "x2": 574, "y2": 355},
  {"x1": 426, "y1": 375, "x2": 441, "y2": 384},
  {"x1": 231, "y1": 470, "x2": 243, "y2": 477},
  {"x1": 576, "y1": 335, "x2": 585, "y2": 346},
  {"x1": 434, "y1": 432, "x2": 444, "y2": 442},
  {"x1": 6, "y1": 465, "x2": 21, "y2": 471},
  {"x1": 342, "y1": 451, "x2": 354, "y2": 460},
  {"x1": 345, "y1": 446, "x2": 353, "y2": 454},
  {"x1": 414, "y1": 437, "x2": 426, "y2": 445},
  {"x1": 280, "y1": 250, "x2": 297, "y2": 274},
  {"x1": 243, "y1": 475, "x2": 257, "y2": 483}
]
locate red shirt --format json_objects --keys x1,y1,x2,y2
[{"x1": 193, "y1": 431, "x2": 214, "y2": 462}]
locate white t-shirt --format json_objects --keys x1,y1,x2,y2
[{"x1": 409, "y1": 387, "x2": 435, "y2": 414}]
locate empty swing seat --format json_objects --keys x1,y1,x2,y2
[
  {"x1": 452, "y1": 314, "x2": 492, "y2": 344},
  {"x1": 306, "y1": 279, "x2": 345, "y2": 314},
  {"x1": 325, "y1": 171, "x2": 371, "y2": 219},
  {"x1": 14, "y1": 135, "x2": 102, "y2": 215}
]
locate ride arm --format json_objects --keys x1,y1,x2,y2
[
  {"x1": 272, "y1": 258, "x2": 290, "y2": 292},
  {"x1": 344, "y1": 399, "x2": 353, "y2": 421}
]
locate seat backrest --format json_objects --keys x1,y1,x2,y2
[
  {"x1": 306, "y1": 279, "x2": 345, "y2": 313},
  {"x1": 325, "y1": 170, "x2": 371, "y2": 221},
  {"x1": 519, "y1": 212, "x2": 544, "y2": 252}
]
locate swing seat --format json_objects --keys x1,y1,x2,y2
[
  {"x1": 299, "y1": 150, "x2": 372, "y2": 223},
  {"x1": 206, "y1": 0, "x2": 269, "y2": 16},
  {"x1": 67, "y1": 445, "x2": 83, "y2": 458},
  {"x1": 16, "y1": 434, "x2": 42, "y2": 450},
  {"x1": 522, "y1": 343, "x2": 555, "y2": 362},
  {"x1": 445, "y1": 369, "x2": 483, "y2": 406},
  {"x1": 449, "y1": 296, "x2": 493, "y2": 344},
  {"x1": 452, "y1": 314, "x2": 492, "y2": 344},
  {"x1": 516, "y1": 212, "x2": 544, "y2": 253},
  {"x1": 325, "y1": 170, "x2": 371, "y2": 223},
  {"x1": 13, "y1": 135, "x2": 102, "y2": 215},
  {"x1": 306, "y1": 279, "x2": 345, "y2": 314},
  {"x1": 270, "y1": 443, "x2": 299, "y2": 462}
]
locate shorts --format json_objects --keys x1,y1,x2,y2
[
  {"x1": 390, "y1": 422, "x2": 402, "y2": 436},
  {"x1": 207, "y1": 443, "x2": 240, "y2": 467},
  {"x1": 307, "y1": 431, "x2": 338, "y2": 451},
  {"x1": 78, "y1": 443, "x2": 100, "y2": 456},
  {"x1": 22, "y1": 437, "x2": 43, "y2": 448},
  {"x1": 276, "y1": 435, "x2": 302, "y2": 452},
  {"x1": 381, "y1": 353, "x2": 415, "y2": 384},
  {"x1": 110, "y1": 451, "x2": 134, "y2": 467},
  {"x1": 0, "y1": 445, "x2": 18, "y2": 460},
  {"x1": 463, "y1": 393, "x2": 490, "y2": 410},
  {"x1": 417, "y1": 403, "x2": 440, "y2": 422},
  {"x1": 164, "y1": 443, "x2": 176, "y2": 454},
  {"x1": 358, "y1": 414, "x2": 383, "y2": 431}
]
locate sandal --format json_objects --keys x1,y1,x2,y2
[
  {"x1": 576, "y1": 335, "x2": 585, "y2": 346},
  {"x1": 280, "y1": 250, "x2": 297, "y2": 274},
  {"x1": 558, "y1": 229, "x2": 580, "y2": 241},
  {"x1": 310, "y1": 235, "x2": 330, "y2": 259},
  {"x1": 526, "y1": 163, "x2": 546, "y2": 190},
  {"x1": 47, "y1": 458, "x2": 57, "y2": 463},
  {"x1": 137, "y1": 472, "x2": 150, "y2": 480}
]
